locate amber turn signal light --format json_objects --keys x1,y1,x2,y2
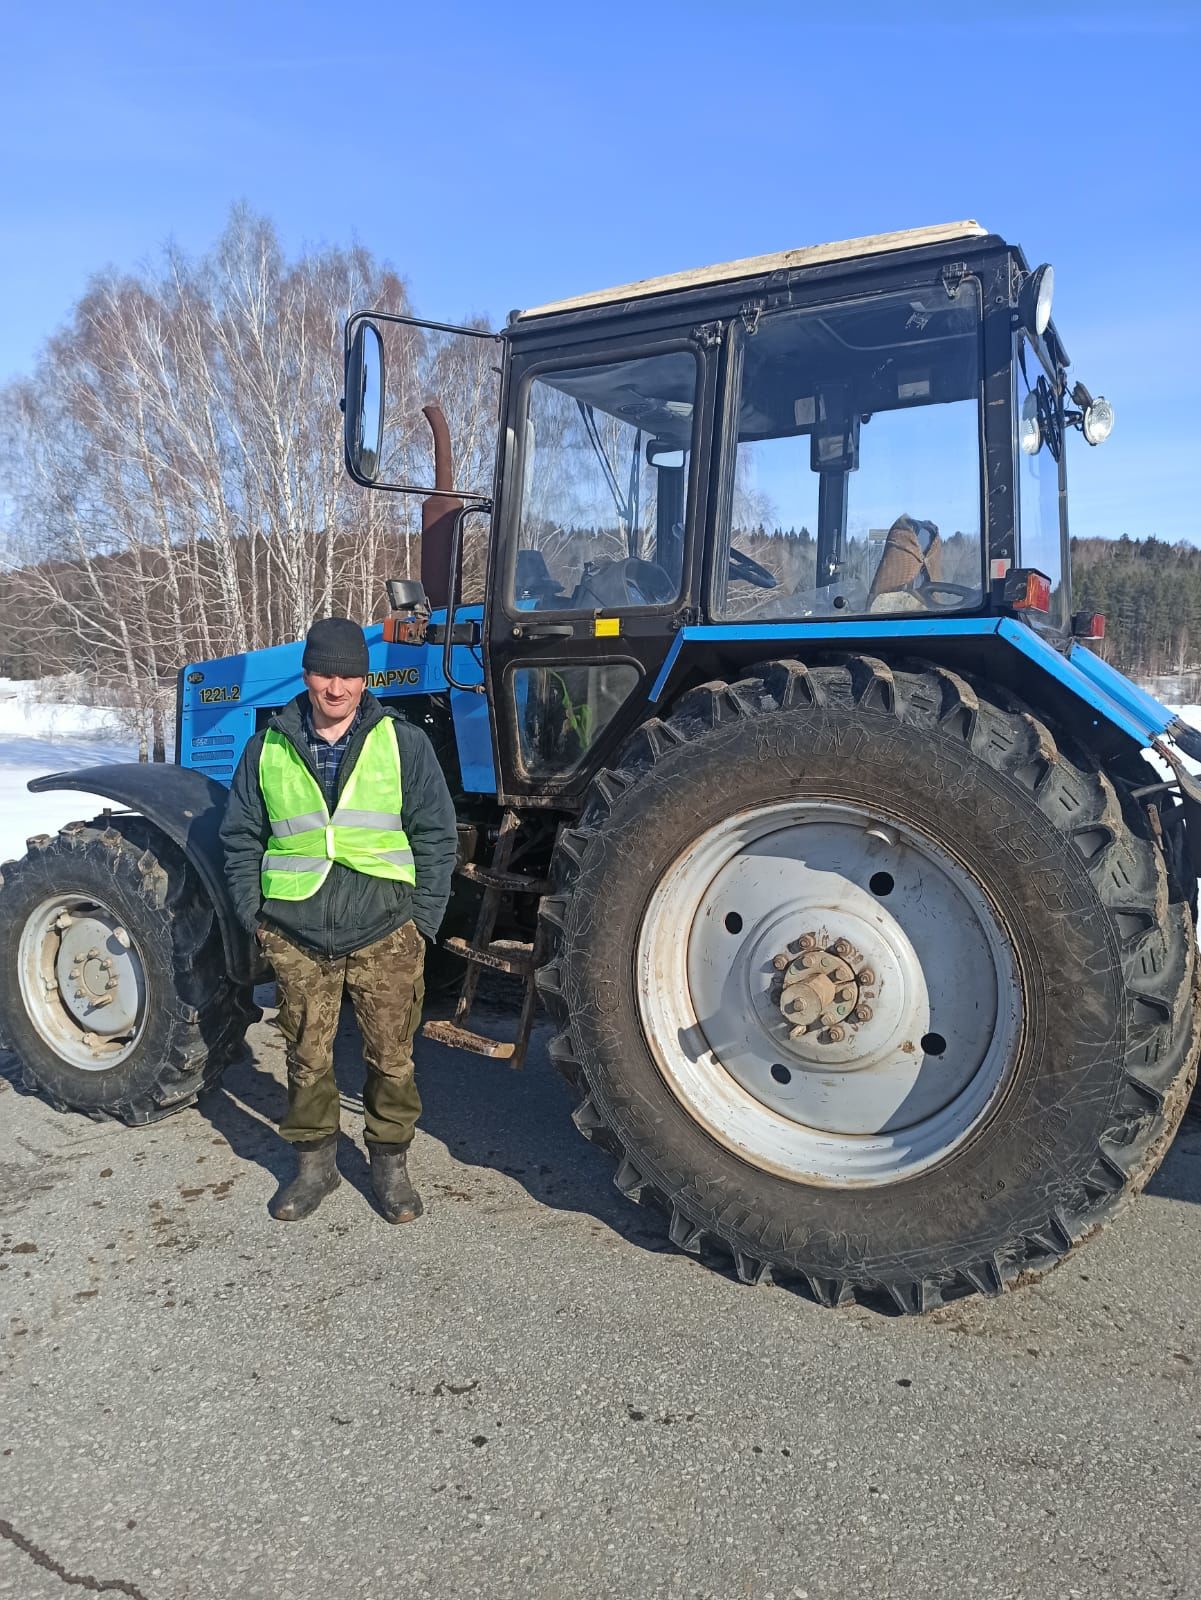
[{"x1": 999, "y1": 568, "x2": 1052, "y2": 612}]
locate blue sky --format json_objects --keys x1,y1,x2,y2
[{"x1": 2, "y1": 0, "x2": 1197, "y2": 541}]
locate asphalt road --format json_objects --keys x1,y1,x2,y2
[{"x1": 2, "y1": 990, "x2": 1200, "y2": 1600}]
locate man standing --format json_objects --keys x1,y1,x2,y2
[{"x1": 220, "y1": 617, "x2": 458, "y2": 1224}]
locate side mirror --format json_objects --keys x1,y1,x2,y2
[{"x1": 343, "y1": 320, "x2": 385, "y2": 483}]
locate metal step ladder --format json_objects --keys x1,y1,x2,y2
[{"x1": 422, "y1": 810, "x2": 546, "y2": 1068}]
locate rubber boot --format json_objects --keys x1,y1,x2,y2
[
  {"x1": 270, "y1": 1134, "x2": 340, "y2": 1221},
  {"x1": 369, "y1": 1142, "x2": 423, "y2": 1224}
]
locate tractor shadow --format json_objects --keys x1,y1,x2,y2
[
  {"x1": 199, "y1": 985, "x2": 674, "y2": 1253},
  {"x1": 1143, "y1": 1113, "x2": 1201, "y2": 1205},
  {"x1": 409, "y1": 1022, "x2": 678, "y2": 1256}
]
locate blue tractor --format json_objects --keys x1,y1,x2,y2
[{"x1": 3, "y1": 221, "x2": 1198, "y2": 1311}]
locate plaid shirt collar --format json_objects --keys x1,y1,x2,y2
[{"x1": 300, "y1": 697, "x2": 364, "y2": 806}]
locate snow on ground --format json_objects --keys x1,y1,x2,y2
[
  {"x1": 0, "y1": 680, "x2": 136, "y2": 864},
  {"x1": 1146, "y1": 704, "x2": 1201, "y2": 784}
]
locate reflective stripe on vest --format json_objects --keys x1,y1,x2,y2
[{"x1": 258, "y1": 721, "x2": 415, "y2": 902}]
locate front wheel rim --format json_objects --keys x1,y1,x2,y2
[
  {"x1": 17, "y1": 894, "x2": 148, "y2": 1071},
  {"x1": 636, "y1": 801, "x2": 1022, "y2": 1187}
]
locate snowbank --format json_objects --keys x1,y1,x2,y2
[
  {"x1": 1146, "y1": 704, "x2": 1201, "y2": 783},
  {"x1": 0, "y1": 680, "x2": 137, "y2": 864}
]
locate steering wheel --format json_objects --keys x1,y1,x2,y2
[
  {"x1": 570, "y1": 557, "x2": 678, "y2": 610},
  {"x1": 729, "y1": 546, "x2": 778, "y2": 590},
  {"x1": 915, "y1": 579, "x2": 979, "y2": 609}
]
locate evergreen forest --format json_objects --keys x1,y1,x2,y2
[{"x1": 1071, "y1": 535, "x2": 1201, "y2": 685}]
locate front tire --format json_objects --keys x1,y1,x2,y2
[
  {"x1": 537, "y1": 658, "x2": 1199, "y2": 1311},
  {"x1": 0, "y1": 817, "x2": 258, "y2": 1124}
]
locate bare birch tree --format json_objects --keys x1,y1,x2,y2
[{"x1": 0, "y1": 206, "x2": 495, "y2": 755}]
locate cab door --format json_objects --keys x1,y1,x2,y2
[{"x1": 486, "y1": 326, "x2": 721, "y2": 806}]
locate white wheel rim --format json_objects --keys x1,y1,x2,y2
[
  {"x1": 636, "y1": 802, "x2": 1022, "y2": 1186},
  {"x1": 17, "y1": 894, "x2": 148, "y2": 1071}
]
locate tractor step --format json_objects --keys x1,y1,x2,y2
[
  {"x1": 428, "y1": 808, "x2": 544, "y2": 1070},
  {"x1": 456, "y1": 862, "x2": 549, "y2": 895},
  {"x1": 442, "y1": 936, "x2": 534, "y2": 977},
  {"x1": 422, "y1": 1019, "x2": 518, "y2": 1060}
]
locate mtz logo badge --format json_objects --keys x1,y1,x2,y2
[{"x1": 366, "y1": 668, "x2": 421, "y2": 690}]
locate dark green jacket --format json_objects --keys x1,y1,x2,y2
[{"x1": 220, "y1": 692, "x2": 458, "y2": 959}]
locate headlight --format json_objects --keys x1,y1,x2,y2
[
  {"x1": 1082, "y1": 395, "x2": 1114, "y2": 445},
  {"x1": 1020, "y1": 391, "x2": 1041, "y2": 455},
  {"x1": 1019, "y1": 263, "x2": 1054, "y2": 339}
]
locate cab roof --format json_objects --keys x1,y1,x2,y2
[{"x1": 515, "y1": 221, "x2": 989, "y2": 322}]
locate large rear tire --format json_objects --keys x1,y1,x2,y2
[
  {"x1": 0, "y1": 816, "x2": 258, "y2": 1124},
  {"x1": 537, "y1": 658, "x2": 1199, "y2": 1311}
]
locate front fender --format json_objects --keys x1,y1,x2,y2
[{"x1": 27, "y1": 763, "x2": 252, "y2": 983}]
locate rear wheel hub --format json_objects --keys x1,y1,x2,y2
[{"x1": 636, "y1": 801, "x2": 1021, "y2": 1184}]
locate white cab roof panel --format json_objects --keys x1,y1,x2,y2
[{"x1": 517, "y1": 221, "x2": 989, "y2": 321}]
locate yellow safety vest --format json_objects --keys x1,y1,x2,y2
[{"x1": 258, "y1": 721, "x2": 415, "y2": 902}]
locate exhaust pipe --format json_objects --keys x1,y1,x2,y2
[{"x1": 420, "y1": 403, "x2": 462, "y2": 610}]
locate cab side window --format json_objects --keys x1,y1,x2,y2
[{"x1": 513, "y1": 351, "x2": 698, "y2": 612}]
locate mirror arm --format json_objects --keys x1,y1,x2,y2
[{"x1": 442, "y1": 504, "x2": 491, "y2": 694}]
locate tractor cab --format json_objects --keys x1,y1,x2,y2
[{"x1": 345, "y1": 221, "x2": 1116, "y2": 806}]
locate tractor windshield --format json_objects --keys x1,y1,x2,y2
[{"x1": 713, "y1": 282, "x2": 984, "y2": 620}]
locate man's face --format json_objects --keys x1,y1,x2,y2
[{"x1": 303, "y1": 671, "x2": 366, "y2": 722}]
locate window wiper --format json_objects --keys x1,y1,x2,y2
[
  {"x1": 577, "y1": 402, "x2": 643, "y2": 552},
  {"x1": 577, "y1": 401, "x2": 626, "y2": 518}
]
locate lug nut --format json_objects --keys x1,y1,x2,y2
[
  {"x1": 853, "y1": 1005, "x2": 873, "y2": 1023},
  {"x1": 832, "y1": 939, "x2": 852, "y2": 958},
  {"x1": 798, "y1": 934, "x2": 817, "y2": 952},
  {"x1": 772, "y1": 954, "x2": 790, "y2": 971},
  {"x1": 858, "y1": 969, "x2": 875, "y2": 987},
  {"x1": 827, "y1": 1025, "x2": 846, "y2": 1043}
]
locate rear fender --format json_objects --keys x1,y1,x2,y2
[
  {"x1": 653, "y1": 617, "x2": 1201, "y2": 891},
  {"x1": 27, "y1": 763, "x2": 252, "y2": 983}
]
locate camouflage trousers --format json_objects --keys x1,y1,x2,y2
[{"x1": 258, "y1": 921, "x2": 426, "y2": 1147}]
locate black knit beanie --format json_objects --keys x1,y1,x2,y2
[{"x1": 302, "y1": 617, "x2": 369, "y2": 678}]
